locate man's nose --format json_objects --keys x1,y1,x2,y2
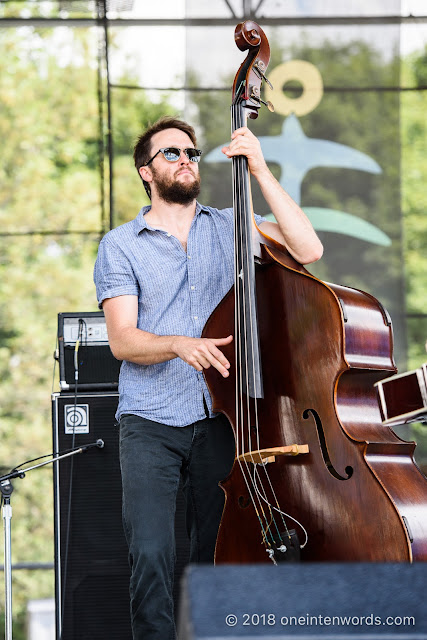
[{"x1": 179, "y1": 150, "x2": 190, "y2": 164}]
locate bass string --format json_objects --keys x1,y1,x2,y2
[
  {"x1": 228, "y1": 38, "x2": 301, "y2": 555},
  {"x1": 231, "y1": 101, "x2": 248, "y2": 463},
  {"x1": 231, "y1": 101, "x2": 284, "y2": 549},
  {"x1": 233, "y1": 100, "x2": 295, "y2": 549},
  {"x1": 237, "y1": 116, "x2": 293, "y2": 545},
  {"x1": 231, "y1": 102, "x2": 272, "y2": 543},
  {"x1": 237, "y1": 146, "x2": 287, "y2": 548},
  {"x1": 239, "y1": 132, "x2": 293, "y2": 546},
  {"x1": 231, "y1": 104, "x2": 266, "y2": 530}
]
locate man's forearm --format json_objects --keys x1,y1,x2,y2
[
  {"x1": 255, "y1": 166, "x2": 323, "y2": 265},
  {"x1": 103, "y1": 296, "x2": 232, "y2": 376},
  {"x1": 108, "y1": 326, "x2": 233, "y2": 378},
  {"x1": 222, "y1": 126, "x2": 323, "y2": 265},
  {"x1": 109, "y1": 326, "x2": 179, "y2": 365}
]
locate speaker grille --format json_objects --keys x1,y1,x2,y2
[{"x1": 52, "y1": 392, "x2": 189, "y2": 639}]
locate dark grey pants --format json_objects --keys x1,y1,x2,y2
[{"x1": 119, "y1": 413, "x2": 235, "y2": 640}]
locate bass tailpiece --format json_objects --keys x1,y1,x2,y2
[{"x1": 267, "y1": 529, "x2": 301, "y2": 564}]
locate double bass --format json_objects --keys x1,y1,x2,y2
[{"x1": 202, "y1": 20, "x2": 427, "y2": 563}]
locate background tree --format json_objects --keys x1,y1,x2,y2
[
  {"x1": 399, "y1": 46, "x2": 427, "y2": 462},
  {"x1": 0, "y1": 18, "x2": 426, "y2": 637},
  {"x1": 0, "y1": 25, "x2": 173, "y2": 634}
]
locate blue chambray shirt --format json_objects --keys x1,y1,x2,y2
[{"x1": 93, "y1": 202, "x2": 265, "y2": 426}]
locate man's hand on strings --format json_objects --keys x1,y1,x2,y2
[
  {"x1": 172, "y1": 335, "x2": 233, "y2": 378},
  {"x1": 222, "y1": 127, "x2": 268, "y2": 179}
]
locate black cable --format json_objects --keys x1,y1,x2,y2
[
  {"x1": 60, "y1": 318, "x2": 85, "y2": 638},
  {"x1": 14, "y1": 453, "x2": 59, "y2": 470},
  {"x1": 10, "y1": 444, "x2": 91, "y2": 472},
  {"x1": 52, "y1": 335, "x2": 59, "y2": 395}
]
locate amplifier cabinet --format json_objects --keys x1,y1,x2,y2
[
  {"x1": 52, "y1": 392, "x2": 190, "y2": 640},
  {"x1": 57, "y1": 312, "x2": 121, "y2": 391},
  {"x1": 52, "y1": 392, "x2": 131, "y2": 640}
]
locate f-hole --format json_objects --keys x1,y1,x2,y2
[
  {"x1": 303, "y1": 408, "x2": 353, "y2": 480},
  {"x1": 238, "y1": 495, "x2": 251, "y2": 509}
]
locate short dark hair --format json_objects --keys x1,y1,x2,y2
[{"x1": 133, "y1": 116, "x2": 197, "y2": 199}]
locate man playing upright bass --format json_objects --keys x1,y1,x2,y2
[{"x1": 93, "y1": 115, "x2": 322, "y2": 639}]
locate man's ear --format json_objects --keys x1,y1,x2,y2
[{"x1": 139, "y1": 166, "x2": 152, "y2": 183}]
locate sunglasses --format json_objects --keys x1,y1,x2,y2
[{"x1": 144, "y1": 147, "x2": 203, "y2": 166}]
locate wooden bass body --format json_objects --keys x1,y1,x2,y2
[{"x1": 203, "y1": 245, "x2": 427, "y2": 563}]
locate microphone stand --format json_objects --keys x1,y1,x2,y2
[{"x1": 0, "y1": 439, "x2": 104, "y2": 640}]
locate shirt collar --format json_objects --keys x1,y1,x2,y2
[{"x1": 133, "y1": 201, "x2": 211, "y2": 235}]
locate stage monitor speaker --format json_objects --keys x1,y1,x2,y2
[
  {"x1": 52, "y1": 392, "x2": 190, "y2": 640},
  {"x1": 178, "y1": 563, "x2": 427, "y2": 639},
  {"x1": 57, "y1": 312, "x2": 121, "y2": 391}
]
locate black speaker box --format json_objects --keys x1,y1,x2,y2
[
  {"x1": 52, "y1": 392, "x2": 190, "y2": 640},
  {"x1": 178, "y1": 563, "x2": 427, "y2": 639}
]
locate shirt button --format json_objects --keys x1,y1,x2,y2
[
  {"x1": 187, "y1": 255, "x2": 191, "y2": 259},
  {"x1": 166, "y1": 233, "x2": 171, "y2": 237},
  {"x1": 194, "y1": 316, "x2": 198, "y2": 320},
  {"x1": 190, "y1": 286, "x2": 195, "y2": 290}
]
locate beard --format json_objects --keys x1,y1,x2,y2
[{"x1": 151, "y1": 166, "x2": 201, "y2": 205}]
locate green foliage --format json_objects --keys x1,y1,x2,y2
[
  {"x1": 401, "y1": 50, "x2": 427, "y2": 338},
  {"x1": 399, "y1": 48, "x2": 427, "y2": 468},
  {"x1": 412, "y1": 50, "x2": 427, "y2": 87},
  {"x1": 111, "y1": 85, "x2": 175, "y2": 226},
  {"x1": 0, "y1": 28, "x2": 100, "y2": 234},
  {"x1": 0, "y1": 25, "x2": 173, "y2": 631},
  {"x1": 0, "y1": 21, "x2": 426, "y2": 633},
  {"x1": 0, "y1": 611, "x2": 26, "y2": 640}
]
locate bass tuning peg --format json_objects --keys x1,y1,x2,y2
[
  {"x1": 251, "y1": 86, "x2": 275, "y2": 112},
  {"x1": 253, "y1": 61, "x2": 273, "y2": 89},
  {"x1": 260, "y1": 98, "x2": 275, "y2": 112}
]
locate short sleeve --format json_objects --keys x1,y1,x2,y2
[
  {"x1": 93, "y1": 236, "x2": 139, "y2": 308},
  {"x1": 253, "y1": 212, "x2": 266, "y2": 227}
]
